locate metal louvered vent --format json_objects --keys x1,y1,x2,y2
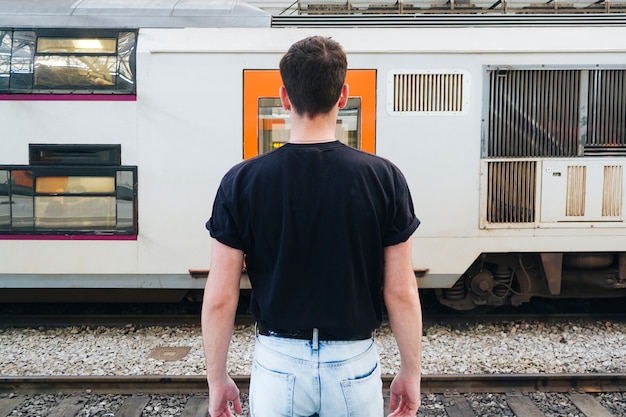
[
  {"x1": 486, "y1": 161, "x2": 536, "y2": 223},
  {"x1": 603, "y1": 165, "x2": 623, "y2": 217},
  {"x1": 586, "y1": 70, "x2": 626, "y2": 156},
  {"x1": 540, "y1": 160, "x2": 625, "y2": 223},
  {"x1": 566, "y1": 166, "x2": 586, "y2": 216},
  {"x1": 487, "y1": 69, "x2": 580, "y2": 157},
  {"x1": 484, "y1": 67, "x2": 625, "y2": 226},
  {"x1": 388, "y1": 70, "x2": 468, "y2": 115}
]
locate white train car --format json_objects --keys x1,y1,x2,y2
[{"x1": 1, "y1": 0, "x2": 625, "y2": 310}]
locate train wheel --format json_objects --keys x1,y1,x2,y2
[{"x1": 439, "y1": 264, "x2": 514, "y2": 312}]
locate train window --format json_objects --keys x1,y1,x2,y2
[
  {"x1": 7, "y1": 31, "x2": 34, "y2": 91},
  {"x1": 0, "y1": 171, "x2": 7, "y2": 229},
  {"x1": 37, "y1": 38, "x2": 118, "y2": 54},
  {"x1": 0, "y1": 31, "x2": 10, "y2": 90},
  {"x1": 34, "y1": 56, "x2": 118, "y2": 89},
  {"x1": 258, "y1": 97, "x2": 361, "y2": 154},
  {"x1": 0, "y1": 30, "x2": 136, "y2": 95},
  {"x1": 0, "y1": 146, "x2": 137, "y2": 237},
  {"x1": 36, "y1": 176, "x2": 115, "y2": 194},
  {"x1": 29, "y1": 144, "x2": 121, "y2": 166},
  {"x1": 0, "y1": 169, "x2": 34, "y2": 231}
]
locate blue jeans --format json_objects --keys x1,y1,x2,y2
[{"x1": 249, "y1": 331, "x2": 383, "y2": 417}]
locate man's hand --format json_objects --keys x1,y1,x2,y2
[
  {"x1": 387, "y1": 371, "x2": 421, "y2": 417},
  {"x1": 208, "y1": 376, "x2": 243, "y2": 417}
]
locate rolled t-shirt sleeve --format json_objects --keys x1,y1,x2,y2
[
  {"x1": 206, "y1": 183, "x2": 246, "y2": 251},
  {"x1": 382, "y1": 170, "x2": 420, "y2": 247}
]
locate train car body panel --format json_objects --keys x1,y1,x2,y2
[
  {"x1": 136, "y1": 25, "x2": 626, "y2": 296},
  {"x1": 1, "y1": 0, "x2": 625, "y2": 307}
]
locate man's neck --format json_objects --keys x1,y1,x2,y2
[{"x1": 288, "y1": 110, "x2": 338, "y2": 144}]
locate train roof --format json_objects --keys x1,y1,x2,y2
[
  {"x1": 1, "y1": 0, "x2": 625, "y2": 32},
  {"x1": 0, "y1": 0, "x2": 271, "y2": 29}
]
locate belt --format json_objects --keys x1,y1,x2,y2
[{"x1": 257, "y1": 322, "x2": 373, "y2": 341}]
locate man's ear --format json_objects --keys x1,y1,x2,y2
[
  {"x1": 337, "y1": 84, "x2": 349, "y2": 109},
  {"x1": 279, "y1": 86, "x2": 292, "y2": 112}
]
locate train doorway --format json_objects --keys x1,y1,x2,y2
[{"x1": 243, "y1": 69, "x2": 376, "y2": 159}]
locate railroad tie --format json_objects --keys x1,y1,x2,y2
[
  {"x1": 115, "y1": 395, "x2": 151, "y2": 417},
  {"x1": 505, "y1": 391, "x2": 545, "y2": 417},
  {"x1": 46, "y1": 395, "x2": 87, "y2": 417},
  {"x1": 569, "y1": 392, "x2": 614, "y2": 417},
  {"x1": 180, "y1": 395, "x2": 209, "y2": 417},
  {"x1": 0, "y1": 395, "x2": 26, "y2": 417},
  {"x1": 440, "y1": 393, "x2": 476, "y2": 417}
]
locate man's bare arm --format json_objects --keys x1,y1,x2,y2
[
  {"x1": 383, "y1": 238, "x2": 422, "y2": 417},
  {"x1": 201, "y1": 238, "x2": 244, "y2": 417}
]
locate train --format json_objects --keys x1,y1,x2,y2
[{"x1": 1, "y1": 0, "x2": 625, "y2": 311}]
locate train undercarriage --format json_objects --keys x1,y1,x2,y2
[{"x1": 436, "y1": 252, "x2": 626, "y2": 312}]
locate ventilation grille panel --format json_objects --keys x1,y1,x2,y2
[
  {"x1": 564, "y1": 165, "x2": 623, "y2": 218},
  {"x1": 487, "y1": 69, "x2": 580, "y2": 158},
  {"x1": 484, "y1": 67, "x2": 626, "y2": 226},
  {"x1": 486, "y1": 161, "x2": 536, "y2": 223},
  {"x1": 540, "y1": 161, "x2": 624, "y2": 223},
  {"x1": 586, "y1": 70, "x2": 626, "y2": 156},
  {"x1": 603, "y1": 165, "x2": 623, "y2": 217},
  {"x1": 388, "y1": 70, "x2": 468, "y2": 115},
  {"x1": 566, "y1": 166, "x2": 586, "y2": 216}
]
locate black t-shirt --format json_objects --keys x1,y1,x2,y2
[{"x1": 207, "y1": 141, "x2": 419, "y2": 337}]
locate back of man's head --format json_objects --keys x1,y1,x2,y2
[{"x1": 279, "y1": 36, "x2": 347, "y2": 118}]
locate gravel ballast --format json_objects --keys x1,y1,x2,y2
[{"x1": 1, "y1": 320, "x2": 625, "y2": 377}]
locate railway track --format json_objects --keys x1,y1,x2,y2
[
  {"x1": 1, "y1": 373, "x2": 626, "y2": 416},
  {"x1": 1, "y1": 299, "x2": 625, "y2": 415},
  {"x1": 2, "y1": 293, "x2": 625, "y2": 329},
  {"x1": 2, "y1": 312, "x2": 625, "y2": 330}
]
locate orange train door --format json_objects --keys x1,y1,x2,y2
[{"x1": 243, "y1": 70, "x2": 376, "y2": 160}]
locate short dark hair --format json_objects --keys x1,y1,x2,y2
[{"x1": 279, "y1": 36, "x2": 347, "y2": 118}]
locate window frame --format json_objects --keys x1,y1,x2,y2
[
  {"x1": 0, "y1": 164, "x2": 138, "y2": 239},
  {"x1": 0, "y1": 28, "x2": 137, "y2": 98}
]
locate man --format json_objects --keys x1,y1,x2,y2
[{"x1": 202, "y1": 35, "x2": 422, "y2": 417}]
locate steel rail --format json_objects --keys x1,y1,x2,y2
[
  {"x1": 1, "y1": 312, "x2": 623, "y2": 328},
  {"x1": 0, "y1": 314, "x2": 264, "y2": 328},
  {"x1": 2, "y1": 373, "x2": 626, "y2": 395},
  {"x1": 0, "y1": 314, "x2": 202, "y2": 328}
]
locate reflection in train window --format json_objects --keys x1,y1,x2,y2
[
  {"x1": 34, "y1": 55, "x2": 118, "y2": 89},
  {"x1": 37, "y1": 38, "x2": 118, "y2": 54},
  {"x1": 258, "y1": 97, "x2": 361, "y2": 154},
  {"x1": 34, "y1": 176, "x2": 117, "y2": 229},
  {"x1": 0, "y1": 169, "x2": 34, "y2": 231},
  {"x1": 0, "y1": 145, "x2": 137, "y2": 236},
  {"x1": 0, "y1": 171, "x2": 8, "y2": 229},
  {"x1": 0, "y1": 31, "x2": 11, "y2": 90},
  {"x1": 11, "y1": 170, "x2": 33, "y2": 230},
  {"x1": 0, "y1": 30, "x2": 136, "y2": 94},
  {"x1": 36, "y1": 176, "x2": 115, "y2": 193},
  {"x1": 35, "y1": 195, "x2": 117, "y2": 229}
]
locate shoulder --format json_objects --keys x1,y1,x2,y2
[
  {"x1": 221, "y1": 150, "x2": 280, "y2": 184},
  {"x1": 342, "y1": 145, "x2": 407, "y2": 179}
]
